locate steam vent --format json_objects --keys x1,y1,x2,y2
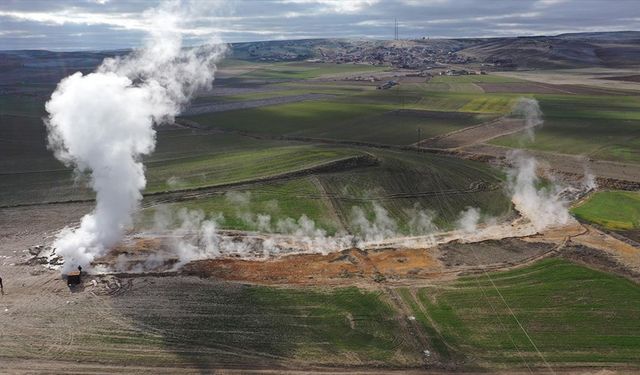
[{"x1": 3, "y1": 1, "x2": 640, "y2": 373}]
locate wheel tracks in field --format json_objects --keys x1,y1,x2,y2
[
  {"x1": 87, "y1": 279, "x2": 298, "y2": 364},
  {"x1": 310, "y1": 176, "x2": 350, "y2": 233},
  {"x1": 416, "y1": 116, "x2": 532, "y2": 150},
  {"x1": 407, "y1": 288, "x2": 460, "y2": 363},
  {"x1": 175, "y1": 117, "x2": 482, "y2": 159},
  {"x1": 384, "y1": 287, "x2": 438, "y2": 367},
  {"x1": 236, "y1": 182, "x2": 499, "y2": 203},
  {"x1": 185, "y1": 114, "x2": 640, "y2": 188},
  {"x1": 0, "y1": 154, "x2": 379, "y2": 209}
]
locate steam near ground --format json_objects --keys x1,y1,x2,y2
[
  {"x1": 45, "y1": 1, "x2": 226, "y2": 272},
  {"x1": 104, "y1": 97, "x2": 588, "y2": 273},
  {"x1": 510, "y1": 97, "x2": 543, "y2": 143},
  {"x1": 45, "y1": 21, "x2": 592, "y2": 277}
]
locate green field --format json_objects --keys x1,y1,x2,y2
[
  {"x1": 104, "y1": 281, "x2": 414, "y2": 367},
  {"x1": 140, "y1": 177, "x2": 341, "y2": 234},
  {"x1": 13, "y1": 258, "x2": 639, "y2": 370},
  {"x1": 572, "y1": 190, "x2": 640, "y2": 230},
  {"x1": 145, "y1": 143, "x2": 362, "y2": 193},
  {"x1": 139, "y1": 147, "x2": 513, "y2": 234},
  {"x1": 318, "y1": 149, "x2": 513, "y2": 231},
  {"x1": 239, "y1": 61, "x2": 389, "y2": 80},
  {"x1": 242, "y1": 286, "x2": 406, "y2": 363},
  {"x1": 490, "y1": 94, "x2": 640, "y2": 163},
  {"x1": 186, "y1": 99, "x2": 493, "y2": 145},
  {"x1": 407, "y1": 92, "x2": 516, "y2": 114},
  {"x1": 192, "y1": 83, "x2": 374, "y2": 104},
  {"x1": 401, "y1": 258, "x2": 640, "y2": 367},
  {"x1": 422, "y1": 82, "x2": 484, "y2": 93},
  {"x1": 0, "y1": 123, "x2": 364, "y2": 206},
  {"x1": 430, "y1": 75, "x2": 525, "y2": 83}
]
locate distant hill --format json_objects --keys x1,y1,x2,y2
[
  {"x1": 456, "y1": 31, "x2": 640, "y2": 68},
  {"x1": 229, "y1": 31, "x2": 640, "y2": 69},
  {"x1": 2, "y1": 31, "x2": 640, "y2": 82}
]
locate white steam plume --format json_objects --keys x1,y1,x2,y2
[
  {"x1": 503, "y1": 98, "x2": 572, "y2": 231},
  {"x1": 456, "y1": 207, "x2": 481, "y2": 233},
  {"x1": 506, "y1": 150, "x2": 571, "y2": 231},
  {"x1": 45, "y1": 1, "x2": 226, "y2": 272},
  {"x1": 511, "y1": 97, "x2": 543, "y2": 143},
  {"x1": 582, "y1": 164, "x2": 597, "y2": 191},
  {"x1": 350, "y1": 203, "x2": 398, "y2": 244}
]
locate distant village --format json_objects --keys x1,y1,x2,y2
[
  {"x1": 233, "y1": 39, "x2": 506, "y2": 70},
  {"x1": 314, "y1": 44, "x2": 473, "y2": 69}
]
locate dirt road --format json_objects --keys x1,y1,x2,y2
[{"x1": 417, "y1": 117, "x2": 527, "y2": 149}]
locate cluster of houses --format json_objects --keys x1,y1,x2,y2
[
  {"x1": 318, "y1": 45, "x2": 474, "y2": 69},
  {"x1": 440, "y1": 69, "x2": 487, "y2": 76}
]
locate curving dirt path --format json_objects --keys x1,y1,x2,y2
[{"x1": 416, "y1": 117, "x2": 527, "y2": 150}]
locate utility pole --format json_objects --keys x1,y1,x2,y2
[{"x1": 394, "y1": 18, "x2": 398, "y2": 40}]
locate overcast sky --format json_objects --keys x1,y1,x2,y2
[{"x1": 1, "y1": 0, "x2": 639, "y2": 51}]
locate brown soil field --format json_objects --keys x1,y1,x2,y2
[
  {"x1": 150, "y1": 236, "x2": 558, "y2": 286},
  {"x1": 570, "y1": 225, "x2": 640, "y2": 274},
  {"x1": 438, "y1": 238, "x2": 555, "y2": 268},
  {"x1": 184, "y1": 247, "x2": 443, "y2": 286}
]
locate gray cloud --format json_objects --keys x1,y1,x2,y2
[{"x1": 1, "y1": 0, "x2": 639, "y2": 50}]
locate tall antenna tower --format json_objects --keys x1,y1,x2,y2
[{"x1": 394, "y1": 18, "x2": 398, "y2": 40}]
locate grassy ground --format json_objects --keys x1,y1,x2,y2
[
  {"x1": 429, "y1": 75, "x2": 525, "y2": 84},
  {"x1": 0, "y1": 124, "x2": 362, "y2": 206},
  {"x1": 243, "y1": 286, "x2": 407, "y2": 363},
  {"x1": 490, "y1": 94, "x2": 640, "y2": 163},
  {"x1": 421, "y1": 82, "x2": 484, "y2": 94},
  {"x1": 144, "y1": 143, "x2": 362, "y2": 193},
  {"x1": 572, "y1": 190, "x2": 640, "y2": 230},
  {"x1": 0, "y1": 274, "x2": 417, "y2": 369},
  {"x1": 239, "y1": 61, "x2": 389, "y2": 80},
  {"x1": 139, "y1": 177, "x2": 341, "y2": 234},
  {"x1": 10, "y1": 257, "x2": 640, "y2": 370},
  {"x1": 185, "y1": 99, "x2": 493, "y2": 145},
  {"x1": 139, "y1": 147, "x2": 513, "y2": 234},
  {"x1": 407, "y1": 92, "x2": 517, "y2": 114},
  {"x1": 401, "y1": 258, "x2": 640, "y2": 368},
  {"x1": 318, "y1": 148, "x2": 512, "y2": 232},
  {"x1": 107, "y1": 280, "x2": 415, "y2": 367}
]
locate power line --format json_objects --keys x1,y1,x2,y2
[{"x1": 475, "y1": 259, "x2": 556, "y2": 375}]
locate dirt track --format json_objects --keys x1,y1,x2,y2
[
  {"x1": 462, "y1": 143, "x2": 640, "y2": 186},
  {"x1": 417, "y1": 117, "x2": 527, "y2": 149}
]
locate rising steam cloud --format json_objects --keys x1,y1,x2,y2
[
  {"x1": 511, "y1": 97, "x2": 543, "y2": 143},
  {"x1": 45, "y1": 1, "x2": 225, "y2": 272},
  {"x1": 506, "y1": 150, "x2": 571, "y2": 230},
  {"x1": 505, "y1": 98, "x2": 571, "y2": 231}
]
